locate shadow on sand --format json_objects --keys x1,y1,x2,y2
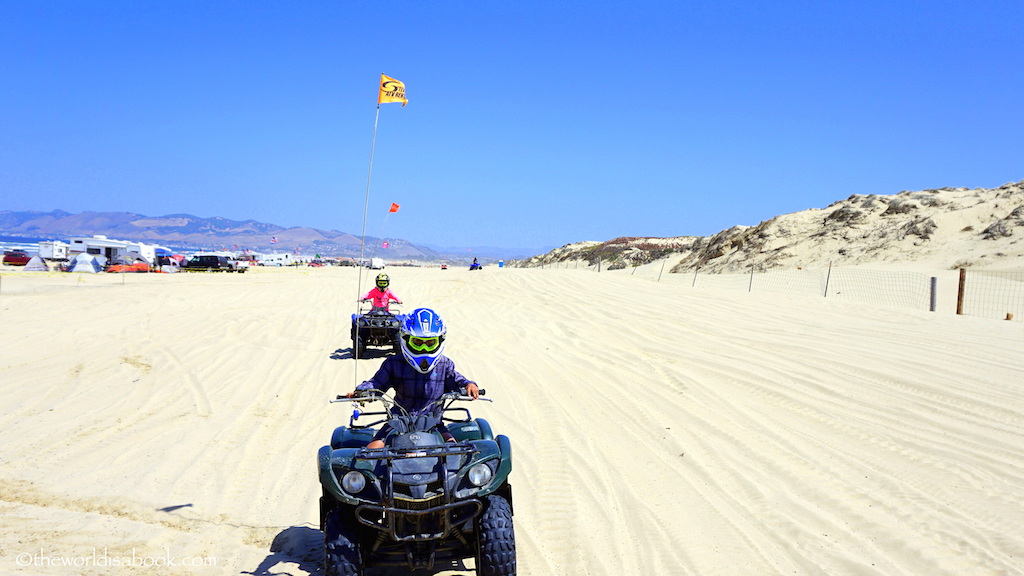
[{"x1": 246, "y1": 526, "x2": 474, "y2": 575}]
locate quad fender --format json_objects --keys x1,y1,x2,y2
[
  {"x1": 469, "y1": 434, "x2": 512, "y2": 498},
  {"x1": 319, "y1": 446, "x2": 378, "y2": 505},
  {"x1": 477, "y1": 418, "x2": 494, "y2": 440},
  {"x1": 318, "y1": 445, "x2": 353, "y2": 505},
  {"x1": 448, "y1": 418, "x2": 493, "y2": 442},
  {"x1": 330, "y1": 426, "x2": 375, "y2": 449},
  {"x1": 466, "y1": 439, "x2": 501, "y2": 465},
  {"x1": 494, "y1": 434, "x2": 513, "y2": 486}
]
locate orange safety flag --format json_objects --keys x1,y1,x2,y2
[
  {"x1": 389, "y1": 202, "x2": 400, "y2": 213},
  {"x1": 378, "y1": 74, "x2": 408, "y2": 106}
]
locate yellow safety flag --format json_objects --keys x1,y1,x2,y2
[{"x1": 378, "y1": 74, "x2": 408, "y2": 106}]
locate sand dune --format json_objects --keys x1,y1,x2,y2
[{"x1": 1, "y1": 266, "x2": 1022, "y2": 575}]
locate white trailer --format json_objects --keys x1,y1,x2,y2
[
  {"x1": 68, "y1": 235, "x2": 168, "y2": 264},
  {"x1": 38, "y1": 241, "x2": 70, "y2": 261},
  {"x1": 258, "y1": 253, "x2": 294, "y2": 266}
]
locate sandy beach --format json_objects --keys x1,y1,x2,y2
[{"x1": 1, "y1": 265, "x2": 1022, "y2": 575}]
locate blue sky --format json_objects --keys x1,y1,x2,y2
[{"x1": 2, "y1": 1, "x2": 1022, "y2": 252}]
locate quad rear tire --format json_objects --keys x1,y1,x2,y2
[
  {"x1": 475, "y1": 494, "x2": 516, "y2": 576},
  {"x1": 324, "y1": 507, "x2": 364, "y2": 576}
]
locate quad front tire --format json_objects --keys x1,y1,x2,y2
[
  {"x1": 324, "y1": 507, "x2": 364, "y2": 576},
  {"x1": 475, "y1": 494, "x2": 516, "y2": 576}
]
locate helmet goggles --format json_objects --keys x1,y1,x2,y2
[{"x1": 404, "y1": 334, "x2": 442, "y2": 353}]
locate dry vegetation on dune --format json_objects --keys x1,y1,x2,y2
[{"x1": 514, "y1": 180, "x2": 1024, "y2": 273}]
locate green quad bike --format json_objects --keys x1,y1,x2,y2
[{"x1": 318, "y1": 388, "x2": 515, "y2": 575}]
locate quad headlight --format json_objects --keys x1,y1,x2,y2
[
  {"x1": 467, "y1": 463, "x2": 493, "y2": 487},
  {"x1": 342, "y1": 471, "x2": 366, "y2": 494}
]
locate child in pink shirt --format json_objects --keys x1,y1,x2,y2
[{"x1": 361, "y1": 273, "x2": 402, "y2": 311}]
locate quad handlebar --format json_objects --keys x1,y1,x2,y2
[
  {"x1": 333, "y1": 387, "x2": 488, "y2": 404},
  {"x1": 330, "y1": 388, "x2": 490, "y2": 434}
]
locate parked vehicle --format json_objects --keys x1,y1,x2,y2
[
  {"x1": 3, "y1": 251, "x2": 31, "y2": 266},
  {"x1": 183, "y1": 255, "x2": 245, "y2": 272}
]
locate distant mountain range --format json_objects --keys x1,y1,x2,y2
[{"x1": 0, "y1": 210, "x2": 518, "y2": 261}]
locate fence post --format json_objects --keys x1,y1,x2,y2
[
  {"x1": 929, "y1": 277, "x2": 937, "y2": 312},
  {"x1": 748, "y1": 265, "x2": 754, "y2": 292},
  {"x1": 956, "y1": 268, "x2": 966, "y2": 315},
  {"x1": 692, "y1": 267, "x2": 698, "y2": 287},
  {"x1": 658, "y1": 260, "x2": 666, "y2": 282},
  {"x1": 823, "y1": 260, "x2": 832, "y2": 297}
]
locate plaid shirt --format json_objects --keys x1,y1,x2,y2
[{"x1": 357, "y1": 355, "x2": 475, "y2": 414}]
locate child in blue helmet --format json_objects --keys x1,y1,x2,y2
[{"x1": 349, "y1": 308, "x2": 480, "y2": 449}]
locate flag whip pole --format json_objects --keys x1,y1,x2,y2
[
  {"x1": 354, "y1": 104, "x2": 382, "y2": 383},
  {"x1": 351, "y1": 73, "x2": 406, "y2": 392}
]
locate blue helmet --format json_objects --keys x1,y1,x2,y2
[{"x1": 399, "y1": 308, "x2": 447, "y2": 374}]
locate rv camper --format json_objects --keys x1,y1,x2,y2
[
  {"x1": 68, "y1": 235, "x2": 168, "y2": 265},
  {"x1": 258, "y1": 253, "x2": 294, "y2": 266},
  {"x1": 38, "y1": 241, "x2": 70, "y2": 261}
]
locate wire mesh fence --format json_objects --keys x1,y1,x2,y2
[
  {"x1": 688, "y1": 267, "x2": 935, "y2": 311},
  {"x1": 539, "y1": 259, "x2": 1022, "y2": 322},
  {"x1": 960, "y1": 269, "x2": 1024, "y2": 322}
]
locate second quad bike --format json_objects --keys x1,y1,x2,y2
[{"x1": 350, "y1": 305, "x2": 403, "y2": 357}]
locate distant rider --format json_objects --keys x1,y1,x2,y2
[
  {"x1": 349, "y1": 308, "x2": 480, "y2": 449},
  {"x1": 361, "y1": 273, "x2": 402, "y2": 312}
]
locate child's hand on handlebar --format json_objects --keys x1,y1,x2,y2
[{"x1": 465, "y1": 383, "x2": 480, "y2": 400}]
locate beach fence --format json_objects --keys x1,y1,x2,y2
[
  {"x1": 684, "y1": 266, "x2": 936, "y2": 310},
  {"x1": 691, "y1": 266, "x2": 1022, "y2": 321},
  {"x1": 529, "y1": 260, "x2": 1023, "y2": 322},
  {"x1": 957, "y1": 268, "x2": 1024, "y2": 322}
]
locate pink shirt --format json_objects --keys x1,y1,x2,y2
[{"x1": 362, "y1": 287, "x2": 401, "y2": 310}]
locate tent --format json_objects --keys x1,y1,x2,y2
[
  {"x1": 107, "y1": 262, "x2": 150, "y2": 273},
  {"x1": 126, "y1": 251, "x2": 152, "y2": 265},
  {"x1": 24, "y1": 256, "x2": 49, "y2": 272},
  {"x1": 66, "y1": 253, "x2": 102, "y2": 273}
]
